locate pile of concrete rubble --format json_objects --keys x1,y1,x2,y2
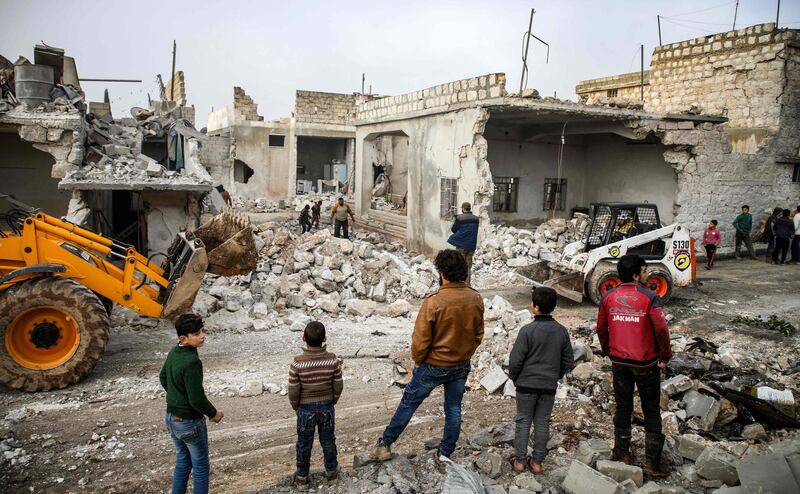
[
  {"x1": 192, "y1": 222, "x2": 440, "y2": 332},
  {"x1": 475, "y1": 214, "x2": 592, "y2": 270}
]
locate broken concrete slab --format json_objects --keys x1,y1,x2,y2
[
  {"x1": 513, "y1": 472, "x2": 543, "y2": 492},
  {"x1": 596, "y1": 460, "x2": 644, "y2": 487},
  {"x1": 632, "y1": 482, "x2": 663, "y2": 493},
  {"x1": 661, "y1": 375, "x2": 693, "y2": 397},
  {"x1": 737, "y1": 452, "x2": 800, "y2": 494},
  {"x1": 682, "y1": 390, "x2": 720, "y2": 430},
  {"x1": 741, "y1": 423, "x2": 768, "y2": 441},
  {"x1": 576, "y1": 438, "x2": 613, "y2": 468},
  {"x1": 467, "y1": 423, "x2": 515, "y2": 448},
  {"x1": 562, "y1": 460, "x2": 623, "y2": 494},
  {"x1": 480, "y1": 364, "x2": 508, "y2": 394},
  {"x1": 695, "y1": 446, "x2": 739, "y2": 486}
]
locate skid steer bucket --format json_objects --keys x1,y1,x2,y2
[
  {"x1": 192, "y1": 211, "x2": 258, "y2": 276},
  {"x1": 514, "y1": 262, "x2": 585, "y2": 303}
]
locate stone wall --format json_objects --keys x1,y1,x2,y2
[
  {"x1": 356, "y1": 73, "x2": 506, "y2": 122},
  {"x1": 295, "y1": 91, "x2": 360, "y2": 125},
  {"x1": 576, "y1": 70, "x2": 649, "y2": 102},
  {"x1": 164, "y1": 71, "x2": 186, "y2": 107},
  {"x1": 234, "y1": 87, "x2": 263, "y2": 122},
  {"x1": 647, "y1": 24, "x2": 797, "y2": 132},
  {"x1": 199, "y1": 134, "x2": 233, "y2": 188}
]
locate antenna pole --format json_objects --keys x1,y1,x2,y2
[
  {"x1": 519, "y1": 8, "x2": 534, "y2": 94},
  {"x1": 641, "y1": 44, "x2": 645, "y2": 101},
  {"x1": 361, "y1": 73, "x2": 365, "y2": 94},
  {"x1": 657, "y1": 15, "x2": 662, "y2": 45},
  {"x1": 732, "y1": 0, "x2": 739, "y2": 31},
  {"x1": 776, "y1": 0, "x2": 781, "y2": 27},
  {"x1": 170, "y1": 40, "x2": 176, "y2": 101}
]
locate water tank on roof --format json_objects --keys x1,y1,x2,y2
[{"x1": 14, "y1": 64, "x2": 54, "y2": 109}]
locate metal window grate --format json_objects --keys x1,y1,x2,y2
[
  {"x1": 607, "y1": 88, "x2": 618, "y2": 97},
  {"x1": 586, "y1": 204, "x2": 612, "y2": 250},
  {"x1": 493, "y1": 177, "x2": 519, "y2": 212},
  {"x1": 543, "y1": 178, "x2": 567, "y2": 211},
  {"x1": 440, "y1": 177, "x2": 459, "y2": 219}
]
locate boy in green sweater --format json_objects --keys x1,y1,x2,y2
[{"x1": 159, "y1": 314, "x2": 223, "y2": 494}]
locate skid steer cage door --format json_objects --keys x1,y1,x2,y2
[{"x1": 160, "y1": 233, "x2": 208, "y2": 321}]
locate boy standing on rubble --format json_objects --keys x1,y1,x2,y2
[
  {"x1": 160, "y1": 314, "x2": 223, "y2": 494},
  {"x1": 508, "y1": 287, "x2": 573, "y2": 475},
  {"x1": 597, "y1": 254, "x2": 672, "y2": 478},
  {"x1": 288, "y1": 321, "x2": 344, "y2": 486},
  {"x1": 299, "y1": 204, "x2": 312, "y2": 234}
]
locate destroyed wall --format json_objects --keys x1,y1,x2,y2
[
  {"x1": 575, "y1": 70, "x2": 650, "y2": 103},
  {"x1": 142, "y1": 191, "x2": 198, "y2": 255},
  {"x1": 294, "y1": 90, "x2": 358, "y2": 125},
  {"x1": 207, "y1": 87, "x2": 263, "y2": 133},
  {"x1": 163, "y1": 71, "x2": 186, "y2": 107},
  {"x1": 228, "y1": 123, "x2": 292, "y2": 199},
  {"x1": 199, "y1": 134, "x2": 233, "y2": 188}
]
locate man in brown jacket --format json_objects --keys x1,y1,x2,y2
[{"x1": 371, "y1": 249, "x2": 484, "y2": 468}]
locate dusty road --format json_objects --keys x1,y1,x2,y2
[{"x1": 1, "y1": 258, "x2": 798, "y2": 493}]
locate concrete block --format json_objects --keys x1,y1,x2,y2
[
  {"x1": 597, "y1": 460, "x2": 644, "y2": 487},
  {"x1": 576, "y1": 438, "x2": 613, "y2": 467},
  {"x1": 677, "y1": 434, "x2": 707, "y2": 461},
  {"x1": 661, "y1": 375, "x2": 693, "y2": 397},
  {"x1": 682, "y1": 390, "x2": 720, "y2": 430},
  {"x1": 480, "y1": 365, "x2": 508, "y2": 394},
  {"x1": 737, "y1": 452, "x2": 800, "y2": 494},
  {"x1": 513, "y1": 472, "x2": 543, "y2": 492},
  {"x1": 633, "y1": 481, "x2": 663, "y2": 493},
  {"x1": 562, "y1": 460, "x2": 623, "y2": 494},
  {"x1": 695, "y1": 447, "x2": 739, "y2": 486}
]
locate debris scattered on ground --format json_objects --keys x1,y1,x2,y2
[{"x1": 732, "y1": 315, "x2": 797, "y2": 336}]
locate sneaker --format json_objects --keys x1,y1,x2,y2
[
  {"x1": 433, "y1": 453, "x2": 447, "y2": 474},
  {"x1": 370, "y1": 438, "x2": 392, "y2": 462},
  {"x1": 325, "y1": 470, "x2": 339, "y2": 481},
  {"x1": 293, "y1": 474, "x2": 309, "y2": 486}
]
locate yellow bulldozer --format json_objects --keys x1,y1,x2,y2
[{"x1": 0, "y1": 194, "x2": 257, "y2": 392}]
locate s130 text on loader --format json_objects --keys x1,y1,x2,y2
[
  {"x1": 522, "y1": 203, "x2": 696, "y2": 305},
  {"x1": 0, "y1": 193, "x2": 257, "y2": 392}
]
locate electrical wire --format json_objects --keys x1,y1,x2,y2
[{"x1": 660, "y1": 1, "x2": 737, "y2": 20}]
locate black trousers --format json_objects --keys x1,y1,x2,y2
[
  {"x1": 773, "y1": 238, "x2": 790, "y2": 264},
  {"x1": 334, "y1": 220, "x2": 349, "y2": 239},
  {"x1": 704, "y1": 244, "x2": 717, "y2": 266},
  {"x1": 612, "y1": 364, "x2": 662, "y2": 435}
]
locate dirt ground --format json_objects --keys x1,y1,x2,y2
[{"x1": 1, "y1": 258, "x2": 798, "y2": 493}]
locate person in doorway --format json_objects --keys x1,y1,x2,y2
[
  {"x1": 596, "y1": 254, "x2": 672, "y2": 478},
  {"x1": 508, "y1": 287, "x2": 573, "y2": 475},
  {"x1": 299, "y1": 204, "x2": 312, "y2": 234},
  {"x1": 702, "y1": 219, "x2": 722, "y2": 270},
  {"x1": 288, "y1": 321, "x2": 344, "y2": 486},
  {"x1": 764, "y1": 207, "x2": 783, "y2": 263},
  {"x1": 791, "y1": 205, "x2": 800, "y2": 264},
  {"x1": 732, "y1": 205, "x2": 756, "y2": 259},
  {"x1": 447, "y1": 202, "x2": 480, "y2": 286},
  {"x1": 772, "y1": 209, "x2": 794, "y2": 265},
  {"x1": 330, "y1": 197, "x2": 355, "y2": 239},
  {"x1": 159, "y1": 314, "x2": 224, "y2": 494},
  {"x1": 371, "y1": 250, "x2": 484, "y2": 471},
  {"x1": 311, "y1": 200, "x2": 322, "y2": 229}
]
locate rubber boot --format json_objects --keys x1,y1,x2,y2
[
  {"x1": 643, "y1": 432, "x2": 670, "y2": 478},
  {"x1": 612, "y1": 429, "x2": 633, "y2": 465}
]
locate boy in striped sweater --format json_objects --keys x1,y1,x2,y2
[{"x1": 288, "y1": 321, "x2": 344, "y2": 485}]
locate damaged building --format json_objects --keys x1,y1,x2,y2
[
  {"x1": 1, "y1": 45, "x2": 212, "y2": 256},
  {"x1": 204, "y1": 87, "x2": 374, "y2": 200},
  {"x1": 352, "y1": 22, "x2": 800, "y2": 254}
]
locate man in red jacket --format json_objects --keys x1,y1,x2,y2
[{"x1": 596, "y1": 254, "x2": 672, "y2": 477}]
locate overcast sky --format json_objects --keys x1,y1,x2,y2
[{"x1": 2, "y1": 0, "x2": 798, "y2": 127}]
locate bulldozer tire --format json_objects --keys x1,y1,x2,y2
[
  {"x1": 587, "y1": 263, "x2": 622, "y2": 306},
  {"x1": 644, "y1": 265, "x2": 673, "y2": 304},
  {"x1": 0, "y1": 277, "x2": 110, "y2": 392}
]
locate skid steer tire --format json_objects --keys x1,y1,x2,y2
[
  {"x1": 644, "y1": 265, "x2": 673, "y2": 304},
  {"x1": 0, "y1": 278, "x2": 110, "y2": 392},
  {"x1": 587, "y1": 263, "x2": 622, "y2": 306}
]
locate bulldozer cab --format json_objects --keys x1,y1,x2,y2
[{"x1": 586, "y1": 203, "x2": 666, "y2": 259}]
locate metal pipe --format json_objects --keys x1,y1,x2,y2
[
  {"x1": 170, "y1": 40, "x2": 176, "y2": 101},
  {"x1": 519, "y1": 8, "x2": 535, "y2": 94},
  {"x1": 641, "y1": 44, "x2": 645, "y2": 101},
  {"x1": 657, "y1": 15, "x2": 662, "y2": 45},
  {"x1": 733, "y1": 0, "x2": 739, "y2": 31},
  {"x1": 776, "y1": 0, "x2": 781, "y2": 27}
]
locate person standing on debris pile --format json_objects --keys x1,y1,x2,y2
[
  {"x1": 764, "y1": 207, "x2": 783, "y2": 263},
  {"x1": 311, "y1": 200, "x2": 322, "y2": 229},
  {"x1": 791, "y1": 205, "x2": 800, "y2": 264},
  {"x1": 330, "y1": 197, "x2": 355, "y2": 239},
  {"x1": 371, "y1": 249, "x2": 484, "y2": 471},
  {"x1": 288, "y1": 321, "x2": 344, "y2": 486},
  {"x1": 732, "y1": 205, "x2": 756, "y2": 259},
  {"x1": 596, "y1": 254, "x2": 672, "y2": 478},
  {"x1": 447, "y1": 202, "x2": 480, "y2": 286},
  {"x1": 159, "y1": 314, "x2": 224, "y2": 494},
  {"x1": 299, "y1": 204, "x2": 312, "y2": 234},
  {"x1": 772, "y1": 209, "x2": 794, "y2": 265},
  {"x1": 702, "y1": 219, "x2": 722, "y2": 270},
  {"x1": 508, "y1": 287, "x2": 573, "y2": 475}
]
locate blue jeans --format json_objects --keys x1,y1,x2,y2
[
  {"x1": 165, "y1": 412, "x2": 209, "y2": 494},
  {"x1": 514, "y1": 392, "x2": 556, "y2": 463},
  {"x1": 296, "y1": 401, "x2": 338, "y2": 476},
  {"x1": 382, "y1": 362, "x2": 470, "y2": 457}
]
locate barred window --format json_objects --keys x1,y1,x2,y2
[
  {"x1": 607, "y1": 88, "x2": 618, "y2": 97},
  {"x1": 543, "y1": 178, "x2": 567, "y2": 211},
  {"x1": 440, "y1": 177, "x2": 458, "y2": 219},
  {"x1": 493, "y1": 177, "x2": 519, "y2": 212}
]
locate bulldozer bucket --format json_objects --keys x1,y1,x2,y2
[
  {"x1": 160, "y1": 232, "x2": 209, "y2": 320},
  {"x1": 192, "y1": 211, "x2": 258, "y2": 276},
  {"x1": 514, "y1": 262, "x2": 585, "y2": 303}
]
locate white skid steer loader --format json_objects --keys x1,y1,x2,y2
[{"x1": 520, "y1": 203, "x2": 696, "y2": 304}]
